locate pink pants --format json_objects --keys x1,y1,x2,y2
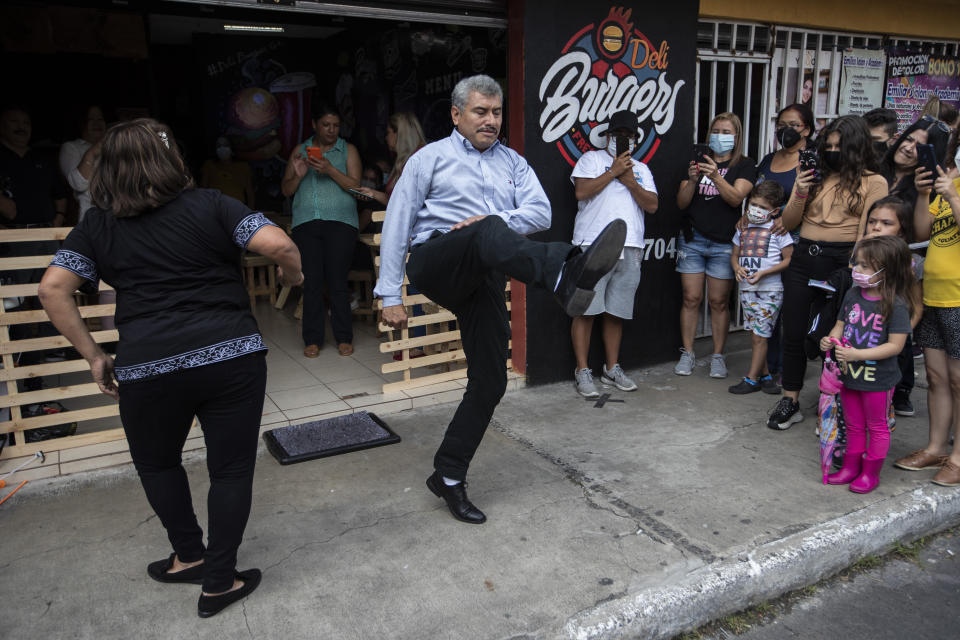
[{"x1": 840, "y1": 387, "x2": 892, "y2": 461}]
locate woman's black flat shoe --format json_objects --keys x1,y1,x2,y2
[
  {"x1": 197, "y1": 569, "x2": 262, "y2": 618},
  {"x1": 147, "y1": 553, "x2": 205, "y2": 584}
]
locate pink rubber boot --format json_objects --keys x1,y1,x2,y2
[
  {"x1": 827, "y1": 452, "x2": 864, "y2": 485},
  {"x1": 850, "y1": 457, "x2": 884, "y2": 494}
]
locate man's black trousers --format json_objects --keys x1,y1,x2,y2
[{"x1": 406, "y1": 216, "x2": 572, "y2": 481}]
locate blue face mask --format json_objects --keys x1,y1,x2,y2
[{"x1": 709, "y1": 133, "x2": 735, "y2": 155}]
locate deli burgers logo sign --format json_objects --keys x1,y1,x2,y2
[{"x1": 538, "y1": 7, "x2": 685, "y2": 166}]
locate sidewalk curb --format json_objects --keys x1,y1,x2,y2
[{"x1": 562, "y1": 485, "x2": 960, "y2": 640}]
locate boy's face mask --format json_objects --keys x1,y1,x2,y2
[{"x1": 746, "y1": 204, "x2": 773, "y2": 224}]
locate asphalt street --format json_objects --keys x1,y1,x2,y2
[{"x1": 696, "y1": 530, "x2": 959, "y2": 639}]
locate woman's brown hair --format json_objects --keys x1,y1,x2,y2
[
  {"x1": 89, "y1": 118, "x2": 193, "y2": 217},
  {"x1": 852, "y1": 235, "x2": 919, "y2": 321}
]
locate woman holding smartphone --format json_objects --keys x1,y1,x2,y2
[
  {"x1": 357, "y1": 112, "x2": 425, "y2": 207},
  {"x1": 675, "y1": 112, "x2": 756, "y2": 378},
  {"x1": 281, "y1": 103, "x2": 362, "y2": 358},
  {"x1": 766, "y1": 115, "x2": 888, "y2": 430},
  {"x1": 880, "y1": 116, "x2": 950, "y2": 206}
]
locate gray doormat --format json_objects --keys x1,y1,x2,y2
[{"x1": 263, "y1": 411, "x2": 400, "y2": 465}]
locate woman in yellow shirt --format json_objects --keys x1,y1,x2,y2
[{"x1": 895, "y1": 138, "x2": 960, "y2": 486}]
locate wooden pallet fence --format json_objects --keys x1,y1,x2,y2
[
  {"x1": 367, "y1": 211, "x2": 515, "y2": 394},
  {"x1": 0, "y1": 227, "x2": 123, "y2": 461}
]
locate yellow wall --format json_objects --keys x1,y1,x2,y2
[{"x1": 699, "y1": 0, "x2": 960, "y2": 41}]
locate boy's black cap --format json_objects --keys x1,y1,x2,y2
[{"x1": 608, "y1": 110, "x2": 639, "y2": 134}]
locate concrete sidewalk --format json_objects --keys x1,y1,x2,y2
[{"x1": 2, "y1": 340, "x2": 959, "y2": 640}]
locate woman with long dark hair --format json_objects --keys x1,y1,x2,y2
[
  {"x1": 880, "y1": 115, "x2": 951, "y2": 207},
  {"x1": 38, "y1": 118, "x2": 303, "y2": 617},
  {"x1": 767, "y1": 115, "x2": 888, "y2": 429}
]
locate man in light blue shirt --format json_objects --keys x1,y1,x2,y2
[{"x1": 374, "y1": 75, "x2": 626, "y2": 525}]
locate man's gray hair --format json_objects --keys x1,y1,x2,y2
[{"x1": 451, "y1": 75, "x2": 503, "y2": 111}]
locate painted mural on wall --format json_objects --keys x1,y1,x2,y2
[
  {"x1": 537, "y1": 7, "x2": 685, "y2": 168},
  {"x1": 524, "y1": 0, "x2": 699, "y2": 382},
  {"x1": 196, "y1": 26, "x2": 505, "y2": 207}
]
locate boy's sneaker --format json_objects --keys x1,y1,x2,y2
[
  {"x1": 759, "y1": 374, "x2": 781, "y2": 394},
  {"x1": 674, "y1": 349, "x2": 695, "y2": 376},
  {"x1": 709, "y1": 353, "x2": 728, "y2": 378},
  {"x1": 728, "y1": 377, "x2": 761, "y2": 394},
  {"x1": 893, "y1": 393, "x2": 915, "y2": 417},
  {"x1": 601, "y1": 363, "x2": 637, "y2": 391},
  {"x1": 574, "y1": 368, "x2": 599, "y2": 398},
  {"x1": 767, "y1": 397, "x2": 803, "y2": 430}
]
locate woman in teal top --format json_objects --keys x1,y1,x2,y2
[{"x1": 281, "y1": 103, "x2": 362, "y2": 357}]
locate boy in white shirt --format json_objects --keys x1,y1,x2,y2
[
  {"x1": 569, "y1": 110, "x2": 659, "y2": 396},
  {"x1": 729, "y1": 180, "x2": 793, "y2": 394}
]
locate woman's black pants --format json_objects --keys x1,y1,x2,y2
[
  {"x1": 781, "y1": 240, "x2": 854, "y2": 393},
  {"x1": 293, "y1": 219, "x2": 358, "y2": 346},
  {"x1": 119, "y1": 352, "x2": 267, "y2": 593}
]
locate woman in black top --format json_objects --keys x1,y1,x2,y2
[
  {"x1": 38, "y1": 119, "x2": 303, "y2": 618},
  {"x1": 675, "y1": 112, "x2": 756, "y2": 378}
]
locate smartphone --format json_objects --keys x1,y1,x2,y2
[
  {"x1": 306, "y1": 146, "x2": 324, "y2": 161},
  {"x1": 692, "y1": 143, "x2": 713, "y2": 163},
  {"x1": 916, "y1": 143, "x2": 940, "y2": 176},
  {"x1": 798, "y1": 149, "x2": 819, "y2": 178},
  {"x1": 347, "y1": 188, "x2": 375, "y2": 201},
  {"x1": 615, "y1": 135, "x2": 629, "y2": 157}
]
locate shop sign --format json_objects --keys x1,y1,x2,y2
[{"x1": 536, "y1": 6, "x2": 686, "y2": 167}]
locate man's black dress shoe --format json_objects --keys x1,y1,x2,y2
[
  {"x1": 147, "y1": 553, "x2": 204, "y2": 584},
  {"x1": 556, "y1": 219, "x2": 627, "y2": 316},
  {"x1": 426, "y1": 471, "x2": 487, "y2": 524},
  {"x1": 197, "y1": 568, "x2": 262, "y2": 618}
]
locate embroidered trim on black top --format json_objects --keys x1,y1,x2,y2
[
  {"x1": 115, "y1": 334, "x2": 267, "y2": 382},
  {"x1": 50, "y1": 249, "x2": 99, "y2": 283},
  {"x1": 233, "y1": 212, "x2": 278, "y2": 249}
]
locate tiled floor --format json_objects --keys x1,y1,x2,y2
[{"x1": 252, "y1": 301, "x2": 524, "y2": 429}]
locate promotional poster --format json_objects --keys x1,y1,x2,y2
[
  {"x1": 524, "y1": 1, "x2": 699, "y2": 382},
  {"x1": 885, "y1": 49, "x2": 960, "y2": 132}
]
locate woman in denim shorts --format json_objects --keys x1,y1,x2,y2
[{"x1": 675, "y1": 112, "x2": 756, "y2": 378}]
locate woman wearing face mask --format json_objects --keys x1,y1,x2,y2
[
  {"x1": 200, "y1": 137, "x2": 255, "y2": 207},
  {"x1": 675, "y1": 112, "x2": 757, "y2": 379},
  {"x1": 766, "y1": 115, "x2": 888, "y2": 430},
  {"x1": 750, "y1": 104, "x2": 815, "y2": 390},
  {"x1": 881, "y1": 115, "x2": 951, "y2": 208},
  {"x1": 756, "y1": 104, "x2": 816, "y2": 196}
]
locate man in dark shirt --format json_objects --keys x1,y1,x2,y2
[
  {"x1": 0, "y1": 106, "x2": 66, "y2": 227},
  {"x1": 0, "y1": 105, "x2": 68, "y2": 397}
]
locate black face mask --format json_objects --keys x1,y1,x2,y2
[
  {"x1": 777, "y1": 126, "x2": 802, "y2": 149},
  {"x1": 822, "y1": 150, "x2": 842, "y2": 172},
  {"x1": 873, "y1": 140, "x2": 889, "y2": 160}
]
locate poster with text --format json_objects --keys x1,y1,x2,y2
[
  {"x1": 839, "y1": 48, "x2": 886, "y2": 116},
  {"x1": 523, "y1": 1, "x2": 698, "y2": 382},
  {"x1": 885, "y1": 49, "x2": 960, "y2": 132}
]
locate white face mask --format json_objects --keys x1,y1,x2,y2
[
  {"x1": 606, "y1": 137, "x2": 636, "y2": 157},
  {"x1": 746, "y1": 204, "x2": 773, "y2": 224},
  {"x1": 216, "y1": 146, "x2": 232, "y2": 160},
  {"x1": 954, "y1": 146, "x2": 960, "y2": 169}
]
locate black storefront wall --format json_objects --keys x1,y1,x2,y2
[{"x1": 522, "y1": 0, "x2": 699, "y2": 384}]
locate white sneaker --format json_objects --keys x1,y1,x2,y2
[
  {"x1": 601, "y1": 363, "x2": 637, "y2": 391},
  {"x1": 574, "y1": 368, "x2": 599, "y2": 398},
  {"x1": 709, "y1": 354, "x2": 728, "y2": 378},
  {"x1": 674, "y1": 349, "x2": 695, "y2": 376}
]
